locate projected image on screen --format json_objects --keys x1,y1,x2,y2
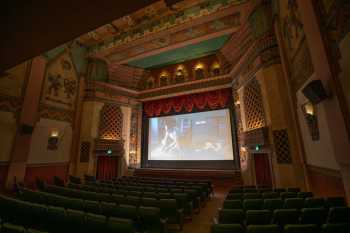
[{"x1": 148, "y1": 109, "x2": 234, "y2": 161}]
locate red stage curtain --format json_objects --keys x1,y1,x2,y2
[
  {"x1": 254, "y1": 154, "x2": 272, "y2": 186},
  {"x1": 143, "y1": 88, "x2": 231, "y2": 117},
  {"x1": 96, "y1": 156, "x2": 118, "y2": 180}
]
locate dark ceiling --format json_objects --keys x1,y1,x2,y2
[{"x1": 0, "y1": 0, "x2": 182, "y2": 73}]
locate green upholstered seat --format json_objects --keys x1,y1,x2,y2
[
  {"x1": 284, "y1": 224, "x2": 319, "y2": 233},
  {"x1": 211, "y1": 224, "x2": 245, "y2": 233},
  {"x1": 106, "y1": 217, "x2": 134, "y2": 233},
  {"x1": 143, "y1": 192, "x2": 158, "y2": 199},
  {"x1": 246, "y1": 210, "x2": 272, "y2": 225},
  {"x1": 223, "y1": 200, "x2": 243, "y2": 209},
  {"x1": 280, "y1": 192, "x2": 297, "y2": 199},
  {"x1": 159, "y1": 198, "x2": 184, "y2": 230},
  {"x1": 65, "y1": 198, "x2": 85, "y2": 211},
  {"x1": 124, "y1": 195, "x2": 140, "y2": 207},
  {"x1": 84, "y1": 200, "x2": 100, "y2": 214},
  {"x1": 173, "y1": 193, "x2": 193, "y2": 217},
  {"x1": 217, "y1": 209, "x2": 245, "y2": 224},
  {"x1": 85, "y1": 213, "x2": 107, "y2": 233},
  {"x1": 322, "y1": 223, "x2": 350, "y2": 233},
  {"x1": 305, "y1": 198, "x2": 325, "y2": 208},
  {"x1": 287, "y1": 188, "x2": 301, "y2": 193},
  {"x1": 326, "y1": 197, "x2": 346, "y2": 208},
  {"x1": 158, "y1": 192, "x2": 173, "y2": 200},
  {"x1": 139, "y1": 206, "x2": 164, "y2": 233},
  {"x1": 226, "y1": 193, "x2": 243, "y2": 200},
  {"x1": 100, "y1": 201, "x2": 118, "y2": 217},
  {"x1": 243, "y1": 199, "x2": 264, "y2": 211},
  {"x1": 19, "y1": 188, "x2": 46, "y2": 204},
  {"x1": 65, "y1": 209, "x2": 86, "y2": 233},
  {"x1": 284, "y1": 198, "x2": 305, "y2": 209},
  {"x1": 274, "y1": 188, "x2": 286, "y2": 194},
  {"x1": 244, "y1": 193, "x2": 263, "y2": 200},
  {"x1": 298, "y1": 192, "x2": 314, "y2": 199},
  {"x1": 111, "y1": 194, "x2": 124, "y2": 204},
  {"x1": 114, "y1": 204, "x2": 139, "y2": 221},
  {"x1": 300, "y1": 208, "x2": 327, "y2": 225},
  {"x1": 244, "y1": 188, "x2": 258, "y2": 193},
  {"x1": 46, "y1": 206, "x2": 67, "y2": 233},
  {"x1": 141, "y1": 197, "x2": 160, "y2": 208},
  {"x1": 262, "y1": 192, "x2": 280, "y2": 199},
  {"x1": 263, "y1": 199, "x2": 284, "y2": 211},
  {"x1": 1, "y1": 223, "x2": 26, "y2": 233},
  {"x1": 327, "y1": 207, "x2": 350, "y2": 224},
  {"x1": 246, "y1": 224, "x2": 280, "y2": 233},
  {"x1": 273, "y1": 209, "x2": 300, "y2": 226}
]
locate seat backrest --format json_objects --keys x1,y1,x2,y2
[
  {"x1": 106, "y1": 217, "x2": 134, "y2": 233},
  {"x1": 218, "y1": 209, "x2": 245, "y2": 224},
  {"x1": 284, "y1": 198, "x2": 305, "y2": 209},
  {"x1": 300, "y1": 207, "x2": 327, "y2": 225},
  {"x1": 280, "y1": 192, "x2": 297, "y2": 199},
  {"x1": 1, "y1": 223, "x2": 26, "y2": 233},
  {"x1": 226, "y1": 193, "x2": 243, "y2": 200},
  {"x1": 263, "y1": 199, "x2": 284, "y2": 211},
  {"x1": 246, "y1": 210, "x2": 272, "y2": 225},
  {"x1": 305, "y1": 197, "x2": 325, "y2": 208},
  {"x1": 211, "y1": 224, "x2": 244, "y2": 233},
  {"x1": 284, "y1": 224, "x2": 319, "y2": 233},
  {"x1": 287, "y1": 188, "x2": 301, "y2": 193},
  {"x1": 326, "y1": 197, "x2": 346, "y2": 208},
  {"x1": 246, "y1": 224, "x2": 280, "y2": 233},
  {"x1": 223, "y1": 200, "x2": 242, "y2": 209},
  {"x1": 243, "y1": 199, "x2": 264, "y2": 210},
  {"x1": 141, "y1": 197, "x2": 159, "y2": 208},
  {"x1": 327, "y1": 207, "x2": 350, "y2": 224},
  {"x1": 297, "y1": 192, "x2": 314, "y2": 199},
  {"x1": 244, "y1": 193, "x2": 262, "y2": 199},
  {"x1": 84, "y1": 200, "x2": 100, "y2": 214},
  {"x1": 262, "y1": 192, "x2": 280, "y2": 199},
  {"x1": 85, "y1": 213, "x2": 107, "y2": 233},
  {"x1": 321, "y1": 223, "x2": 350, "y2": 233},
  {"x1": 273, "y1": 209, "x2": 300, "y2": 226}
]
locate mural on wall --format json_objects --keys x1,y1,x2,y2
[
  {"x1": 128, "y1": 108, "x2": 140, "y2": 168},
  {"x1": 279, "y1": 0, "x2": 314, "y2": 91},
  {"x1": 42, "y1": 51, "x2": 78, "y2": 111},
  {"x1": 281, "y1": 0, "x2": 304, "y2": 58}
]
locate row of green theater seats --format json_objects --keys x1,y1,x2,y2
[
  {"x1": 226, "y1": 191, "x2": 315, "y2": 200},
  {"x1": 222, "y1": 197, "x2": 346, "y2": 210},
  {"x1": 43, "y1": 184, "x2": 196, "y2": 216},
  {"x1": 68, "y1": 182, "x2": 208, "y2": 200},
  {"x1": 0, "y1": 195, "x2": 136, "y2": 233},
  {"x1": 66, "y1": 183, "x2": 205, "y2": 211},
  {"x1": 18, "y1": 188, "x2": 184, "y2": 230},
  {"x1": 86, "y1": 180, "x2": 212, "y2": 197},
  {"x1": 229, "y1": 187, "x2": 301, "y2": 194},
  {"x1": 211, "y1": 223, "x2": 350, "y2": 233},
  {"x1": 0, "y1": 223, "x2": 47, "y2": 233},
  {"x1": 215, "y1": 207, "x2": 350, "y2": 226}
]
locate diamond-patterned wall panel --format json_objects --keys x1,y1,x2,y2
[
  {"x1": 98, "y1": 104, "x2": 123, "y2": 140},
  {"x1": 80, "y1": 141, "x2": 91, "y2": 163},
  {"x1": 243, "y1": 78, "x2": 265, "y2": 130},
  {"x1": 273, "y1": 129, "x2": 292, "y2": 164}
]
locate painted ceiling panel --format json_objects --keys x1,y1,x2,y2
[{"x1": 127, "y1": 34, "x2": 231, "y2": 69}]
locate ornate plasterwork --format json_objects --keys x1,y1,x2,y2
[
  {"x1": 78, "y1": 0, "x2": 247, "y2": 55},
  {"x1": 0, "y1": 95, "x2": 22, "y2": 114},
  {"x1": 39, "y1": 104, "x2": 74, "y2": 123}
]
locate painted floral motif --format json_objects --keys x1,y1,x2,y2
[
  {"x1": 282, "y1": 0, "x2": 303, "y2": 52},
  {"x1": 64, "y1": 79, "x2": 77, "y2": 99},
  {"x1": 47, "y1": 74, "x2": 63, "y2": 97}
]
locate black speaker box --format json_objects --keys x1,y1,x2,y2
[
  {"x1": 20, "y1": 124, "x2": 34, "y2": 134},
  {"x1": 302, "y1": 80, "x2": 328, "y2": 104}
]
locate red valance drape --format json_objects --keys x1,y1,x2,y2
[{"x1": 143, "y1": 88, "x2": 231, "y2": 117}]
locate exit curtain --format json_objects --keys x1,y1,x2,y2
[
  {"x1": 144, "y1": 88, "x2": 231, "y2": 117},
  {"x1": 96, "y1": 156, "x2": 118, "y2": 180}
]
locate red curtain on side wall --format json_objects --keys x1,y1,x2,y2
[
  {"x1": 143, "y1": 88, "x2": 231, "y2": 117},
  {"x1": 96, "y1": 156, "x2": 118, "y2": 181}
]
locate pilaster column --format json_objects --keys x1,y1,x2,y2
[{"x1": 6, "y1": 56, "x2": 47, "y2": 188}]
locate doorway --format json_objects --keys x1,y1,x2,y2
[
  {"x1": 96, "y1": 156, "x2": 119, "y2": 180},
  {"x1": 254, "y1": 153, "x2": 272, "y2": 186}
]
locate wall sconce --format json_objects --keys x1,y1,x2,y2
[
  {"x1": 234, "y1": 100, "x2": 240, "y2": 106},
  {"x1": 302, "y1": 102, "x2": 320, "y2": 141},
  {"x1": 47, "y1": 129, "x2": 60, "y2": 150}
]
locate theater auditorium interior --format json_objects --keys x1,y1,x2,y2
[{"x1": 1, "y1": 0, "x2": 350, "y2": 233}]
